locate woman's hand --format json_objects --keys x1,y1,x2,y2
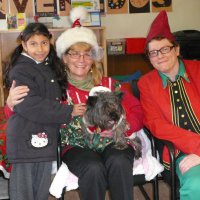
[
  {"x1": 71, "y1": 103, "x2": 86, "y2": 117},
  {"x1": 179, "y1": 154, "x2": 200, "y2": 174},
  {"x1": 7, "y1": 80, "x2": 29, "y2": 111}
]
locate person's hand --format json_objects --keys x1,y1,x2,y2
[
  {"x1": 179, "y1": 154, "x2": 200, "y2": 174},
  {"x1": 71, "y1": 103, "x2": 86, "y2": 117},
  {"x1": 6, "y1": 80, "x2": 29, "y2": 111}
]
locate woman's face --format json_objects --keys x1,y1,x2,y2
[
  {"x1": 62, "y1": 44, "x2": 94, "y2": 80},
  {"x1": 22, "y1": 34, "x2": 50, "y2": 63}
]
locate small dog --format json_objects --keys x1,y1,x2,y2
[{"x1": 82, "y1": 86, "x2": 142, "y2": 158}]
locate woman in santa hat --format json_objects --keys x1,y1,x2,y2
[{"x1": 138, "y1": 10, "x2": 200, "y2": 200}]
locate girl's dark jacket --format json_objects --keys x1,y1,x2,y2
[{"x1": 7, "y1": 55, "x2": 73, "y2": 163}]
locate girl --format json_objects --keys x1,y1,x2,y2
[{"x1": 4, "y1": 23, "x2": 85, "y2": 200}]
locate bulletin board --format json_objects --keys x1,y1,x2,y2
[
  {"x1": 9, "y1": 0, "x2": 33, "y2": 17},
  {"x1": 58, "y1": 0, "x2": 71, "y2": 16},
  {"x1": 129, "y1": 0, "x2": 150, "y2": 13},
  {"x1": 34, "y1": 0, "x2": 57, "y2": 17},
  {"x1": 152, "y1": 0, "x2": 172, "y2": 12},
  {"x1": 0, "y1": 0, "x2": 173, "y2": 20},
  {"x1": 106, "y1": 0, "x2": 128, "y2": 14},
  {"x1": 0, "y1": 0, "x2": 7, "y2": 19}
]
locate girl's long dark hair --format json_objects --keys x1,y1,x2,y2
[{"x1": 4, "y1": 22, "x2": 68, "y2": 101}]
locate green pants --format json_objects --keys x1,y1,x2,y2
[{"x1": 176, "y1": 155, "x2": 200, "y2": 200}]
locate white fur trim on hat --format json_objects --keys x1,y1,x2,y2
[
  {"x1": 70, "y1": 6, "x2": 88, "y2": 24},
  {"x1": 56, "y1": 27, "x2": 98, "y2": 58},
  {"x1": 89, "y1": 86, "x2": 111, "y2": 96},
  {"x1": 56, "y1": 6, "x2": 99, "y2": 58}
]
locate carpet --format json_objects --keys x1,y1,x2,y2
[{"x1": 0, "y1": 176, "x2": 9, "y2": 199}]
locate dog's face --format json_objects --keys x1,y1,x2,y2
[{"x1": 83, "y1": 91, "x2": 124, "y2": 130}]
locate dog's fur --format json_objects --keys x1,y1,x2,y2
[{"x1": 82, "y1": 91, "x2": 142, "y2": 158}]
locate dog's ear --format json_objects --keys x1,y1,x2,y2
[
  {"x1": 116, "y1": 92, "x2": 124, "y2": 101},
  {"x1": 87, "y1": 96, "x2": 98, "y2": 107}
]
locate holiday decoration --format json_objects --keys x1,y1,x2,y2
[
  {"x1": 129, "y1": 0, "x2": 150, "y2": 13},
  {"x1": 107, "y1": 0, "x2": 128, "y2": 14},
  {"x1": 152, "y1": 0, "x2": 172, "y2": 12}
]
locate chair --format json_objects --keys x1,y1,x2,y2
[
  {"x1": 128, "y1": 76, "x2": 180, "y2": 200},
  {"x1": 154, "y1": 138, "x2": 180, "y2": 200},
  {"x1": 56, "y1": 128, "x2": 159, "y2": 200}
]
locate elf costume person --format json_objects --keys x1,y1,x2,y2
[{"x1": 138, "y1": 10, "x2": 200, "y2": 200}]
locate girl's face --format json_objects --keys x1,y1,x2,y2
[
  {"x1": 22, "y1": 34, "x2": 50, "y2": 63},
  {"x1": 62, "y1": 44, "x2": 94, "y2": 80}
]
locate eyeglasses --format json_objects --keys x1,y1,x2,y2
[
  {"x1": 67, "y1": 51, "x2": 93, "y2": 61},
  {"x1": 148, "y1": 46, "x2": 175, "y2": 58}
]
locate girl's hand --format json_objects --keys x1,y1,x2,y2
[
  {"x1": 7, "y1": 80, "x2": 29, "y2": 111},
  {"x1": 179, "y1": 154, "x2": 200, "y2": 174},
  {"x1": 71, "y1": 103, "x2": 86, "y2": 117}
]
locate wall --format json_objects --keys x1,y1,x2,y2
[
  {"x1": 0, "y1": 1, "x2": 199, "y2": 39},
  {"x1": 101, "y1": 0, "x2": 200, "y2": 39}
]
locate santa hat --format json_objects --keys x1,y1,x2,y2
[
  {"x1": 145, "y1": 10, "x2": 175, "y2": 46},
  {"x1": 56, "y1": 6, "x2": 99, "y2": 58},
  {"x1": 89, "y1": 86, "x2": 111, "y2": 96}
]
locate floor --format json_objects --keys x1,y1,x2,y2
[
  {"x1": 0, "y1": 176, "x2": 9, "y2": 200},
  {"x1": 48, "y1": 180, "x2": 170, "y2": 200},
  {"x1": 1, "y1": 176, "x2": 170, "y2": 200}
]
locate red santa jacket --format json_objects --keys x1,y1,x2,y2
[{"x1": 138, "y1": 59, "x2": 200, "y2": 169}]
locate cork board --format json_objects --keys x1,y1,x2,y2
[
  {"x1": 9, "y1": 0, "x2": 33, "y2": 17},
  {"x1": 58, "y1": 0, "x2": 71, "y2": 16},
  {"x1": 34, "y1": 0, "x2": 57, "y2": 17},
  {"x1": 106, "y1": 0, "x2": 128, "y2": 14},
  {"x1": 0, "y1": 0, "x2": 8, "y2": 19},
  {"x1": 152, "y1": 0, "x2": 172, "y2": 12}
]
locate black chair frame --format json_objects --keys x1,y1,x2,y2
[{"x1": 154, "y1": 138, "x2": 180, "y2": 200}]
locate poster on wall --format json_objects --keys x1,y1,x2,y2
[
  {"x1": 82, "y1": 12, "x2": 101, "y2": 26},
  {"x1": 0, "y1": 0, "x2": 7, "y2": 19},
  {"x1": 129, "y1": 0, "x2": 150, "y2": 13},
  {"x1": 6, "y1": 12, "x2": 26, "y2": 30},
  {"x1": 152, "y1": 0, "x2": 172, "y2": 12},
  {"x1": 7, "y1": 13, "x2": 17, "y2": 29},
  {"x1": 17, "y1": 13, "x2": 26, "y2": 30},
  {"x1": 71, "y1": 0, "x2": 100, "y2": 12},
  {"x1": 106, "y1": 0, "x2": 128, "y2": 14},
  {"x1": 34, "y1": 0, "x2": 57, "y2": 17},
  {"x1": 9, "y1": 0, "x2": 33, "y2": 17},
  {"x1": 58, "y1": 0, "x2": 71, "y2": 16}
]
